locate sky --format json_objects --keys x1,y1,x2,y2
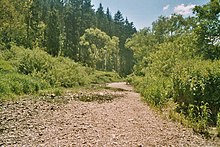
[{"x1": 91, "y1": 0, "x2": 209, "y2": 30}]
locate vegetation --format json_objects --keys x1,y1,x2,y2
[
  {"x1": 0, "y1": 0, "x2": 136, "y2": 76},
  {"x1": 0, "y1": 0, "x2": 136, "y2": 99},
  {"x1": 0, "y1": 45, "x2": 120, "y2": 101},
  {"x1": 126, "y1": 0, "x2": 220, "y2": 134},
  {"x1": 80, "y1": 28, "x2": 120, "y2": 71},
  {"x1": 0, "y1": 0, "x2": 220, "y2": 136}
]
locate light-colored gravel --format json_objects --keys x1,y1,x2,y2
[{"x1": 0, "y1": 82, "x2": 218, "y2": 146}]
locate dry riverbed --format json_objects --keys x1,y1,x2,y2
[{"x1": 0, "y1": 82, "x2": 219, "y2": 146}]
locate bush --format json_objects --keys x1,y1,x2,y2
[
  {"x1": 89, "y1": 71, "x2": 121, "y2": 84},
  {"x1": 0, "y1": 45, "x2": 122, "y2": 100},
  {"x1": 217, "y1": 112, "x2": 220, "y2": 135},
  {"x1": 0, "y1": 73, "x2": 49, "y2": 100},
  {"x1": 132, "y1": 75, "x2": 173, "y2": 107},
  {"x1": 173, "y1": 59, "x2": 220, "y2": 124},
  {"x1": 17, "y1": 48, "x2": 54, "y2": 75},
  {"x1": 48, "y1": 57, "x2": 90, "y2": 87},
  {"x1": 6, "y1": 46, "x2": 91, "y2": 88},
  {"x1": 187, "y1": 102, "x2": 211, "y2": 133},
  {"x1": 0, "y1": 59, "x2": 15, "y2": 73}
]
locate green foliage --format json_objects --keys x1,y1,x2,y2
[
  {"x1": 113, "y1": 11, "x2": 137, "y2": 76},
  {"x1": 80, "y1": 28, "x2": 120, "y2": 71},
  {"x1": 187, "y1": 102, "x2": 211, "y2": 133},
  {"x1": 125, "y1": 28, "x2": 157, "y2": 75},
  {"x1": 48, "y1": 57, "x2": 90, "y2": 87},
  {"x1": 0, "y1": 45, "x2": 122, "y2": 100},
  {"x1": 217, "y1": 112, "x2": 220, "y2": 135},
  {"x1": 0, "y1": 72, "x2": 49, "y2": 100},
  {"x1": 46, "y1": 6, "x2": 60, "y2": 56},
  {"x1": 0, "y1": 0, "x2": 136, "y2": 76},
  {"x1": 0, "y1": 46, "x2": 50, "y2": 98},
  {"x1": 17, "y1": 48, "x2": 54, "y2": 75},
  {"x1": 0, "y1": 0, "x2": 27, "y2": 48},
  {"x1": 0, "y1": 59, "x2": 15, "y2": 73},
  {"x1": 126, "y1": 1, "x2": 220, "y2": 132},
  {"x1": 10, "y1": 47, "x2": 90, "y2": 87},
  {"x1": 89, "y1": 71, "x2": 121, "y2": 84},
  {"x1": 173, "y1": 59, "x2": 220, "y2": 123},
  {"x1": 134, "y1": 76, "x2": 170, "y2": 108},
  {"x1": 38, "y1": 88, "x2": 64, "y2": 97},
  {"x1": 127, "y1": 31, "x2": 198, "y2": 109},
  {"x1": 194, "y1": 0, "x2": 220, "y2": 60},
  {"x1": 152, "y1": 14, "x2": 195, "y2": 43},
  {"x1": 137, "y1": 76, "x2": 172, "y2": 107}
]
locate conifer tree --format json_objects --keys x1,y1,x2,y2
[
  {"x1": 63, "y1": 0, "x2": 82, "y2": 61},
  {"x1": 96, "y1": 3, "x2": 107, "y2": 32},
  {"x1": 46, "y1": 2, "x2": 60, "y2": 56}
]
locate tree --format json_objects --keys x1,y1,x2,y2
[
  {"x1": 0, "y1": 0, "x2": 27, "y2": 49},
  {"x1": 0, "y1": 0, "x2": 136, "y2": 76},
  {"x1": 193, "y1": 0, "x2": 220, "y2": 59},
  {"x1": 79, "y1": 28, "x2": 119, "y2": 71},
  {"x1": 81, "y1": 0, "x2": 96, "y2": 33},
  {"x1": 152, "y1": 16, "x2": 170, "y2": 43},
  {"x1": 63, "y1": 0, "x2": 82, "y2": 61},
  {"x1": 113, "y1": 10, "x2": 136, "y2": 76},
  {"x1": 46, "y1": 3, "x2": 60, "y2": 56},
  {"x1": 96, "y1": 3, "x2": 106, "y2": 30},
  {"x1": 125, "y1": 28, "x2": 157, "y2": 75},
  {"x1": 114, "y1": 10, "x2": 124, "y2": 24},
  {"x1": 105, "y1": 7, "x2": 113, "y2": 36},
  {"x1": 25, "y1": 0, "x2": 44, "y2": 48}
]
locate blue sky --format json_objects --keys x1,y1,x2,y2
[{"x1": 91, "y1": 0, "x2": 209, "y2": 29}]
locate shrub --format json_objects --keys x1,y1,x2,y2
[
  {"x1": 0, "y1": 73, "x2": 49, "y2": 100},
  {"x1": 7, "y1": 46, "x2": 91, "y2": 87},
  {"x1": 48, "y1": 56, "x2": 90, "y2": 87},
  {"x1": 0, "y1": 59, "x2": 15, "y2": 73},
  {"x1": 17, "y1": 48, "x2": 54, "y2": 75},
  {"x1": 187, "y1": 102, "x2": 211, "y2": 133},
  {"x1": 132, "y1": 75, "x2": 173, "y2": 107},
  {"x1": 173, "y1": 59, "x2": 220, "y2": 124},
  {"x1": 217, "y1": 112, "x2": 220, "y2": 135},
  {"x1": 89, "y1": 70, "x2": 121, "y2": 84},
  {"x1": 0, "y1": 45, "x2": 122, "y2": 100}
]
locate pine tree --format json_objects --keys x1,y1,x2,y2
[
  {"x1": 105, "y1": 7, "x2": 113, "y2": 36},
  {"x1": 81, "y1": 0, "x2": 95, "y2": 33},
  {"x1": 46, "y1": 2, "x2": 60, "y2": 56},
  {"x1": 0, "y1": 0, "x2": 28, "y2": 49},
  {"x1": 113, "y1": 11, "x2": 136, "y2": 76},
  {"x1": 96, "y1": 3, "x2": 107, "y2": 32},
  {"x1": 25, "y1": 0, "x2": 42, "y2": 48},
  {"x1": 63, "y1": 0, "x2": 82, "y2": 61}
]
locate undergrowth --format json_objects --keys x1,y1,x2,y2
[
  {"x1": 130, "y1": 59, "x2": 220, "y2": 135},
  {"x1": 0, "y1": 45, "x2": 121, "y2": 101}
]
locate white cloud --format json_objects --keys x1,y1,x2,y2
[
  {"x1": 174, "y1": 4, "x2": 196, "y2": 15},
  {"x1": 163, "y1": 4, "x2": 170, "y2": 11}
]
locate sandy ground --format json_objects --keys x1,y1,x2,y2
[{"x1": 0, "y1": 82, "x2": 218, "y2": 146}]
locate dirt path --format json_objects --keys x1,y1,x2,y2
[{"x1": 0, "y1": 82, "x2": 218, "y2": 146}]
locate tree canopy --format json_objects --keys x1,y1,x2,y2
[{"x1": 0, "y1": 0, "x2": 136, "y2": 76}]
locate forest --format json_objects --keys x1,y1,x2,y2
[
  {"x1": 0, "y1": 0, "x2": 135, "y2": 97},
  {"x1": 0, "y1": 0, "x2": 136, "y2": 75},
  {"x1": 0, "y1": 0, "x2": 220, "y2": 137}
]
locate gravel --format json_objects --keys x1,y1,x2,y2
[{"x1": 0, "y1": 82, "x2": 218, "y2": 146}]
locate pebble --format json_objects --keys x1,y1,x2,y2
[{"x1": 0, "y1": 84, "x2": 218, "y2": 146}]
